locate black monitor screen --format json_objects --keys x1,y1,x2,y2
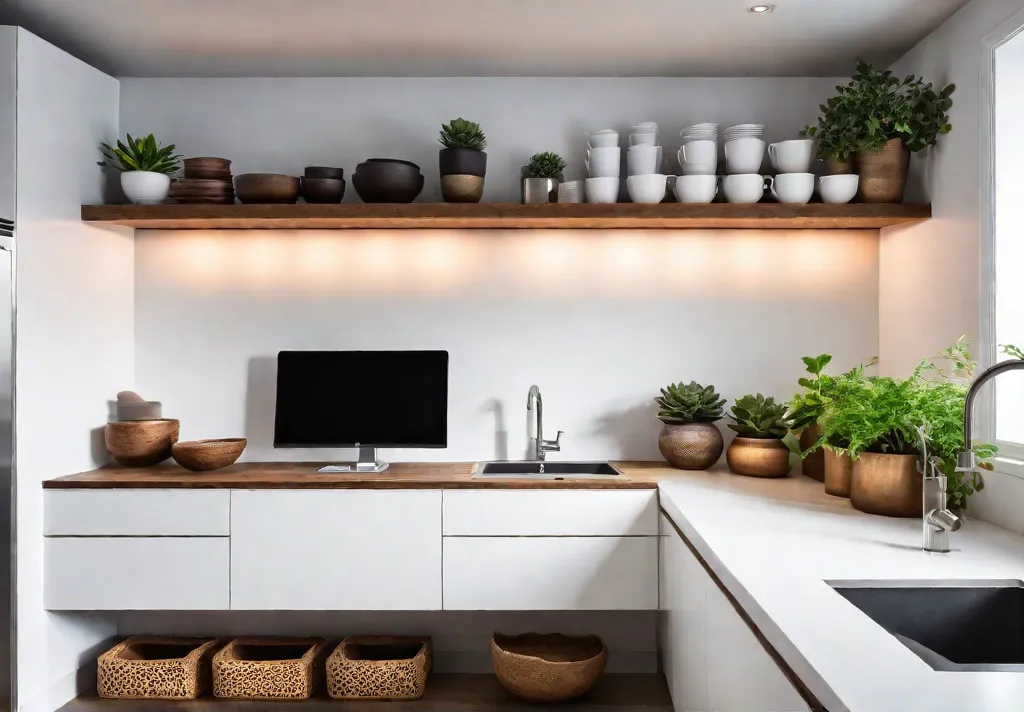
[{"x1": 274, "y1": 350, "x2": 449, "y2": 448}]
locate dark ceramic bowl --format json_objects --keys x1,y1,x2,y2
[
  {"x1": 234, "y1": 173, "x2": 300, "y2": 204},
  {"x1": 304, "y1": 165, "x2": 344, "y2": 180},
  {"x1": 300, "y1": 177, "x2": 346, "y2": 203},
  {"x1": 352, "y1": 166, "x2": 424, "y2": 204},
  {"x1": 358, "y1": 159, "x2": 422, "y2": 181}
]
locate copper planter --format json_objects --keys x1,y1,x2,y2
[
  {"x1": 850, "y1": 452, "x2": 922, "y2": 517},
  {"x1": 658, "y1": 423, "x2": 724, "y2": 470},
  {"x1": 824, "y1": 449, "x2": 854, "y2": 498},
  {"x1": 799, "y1": 423, "x2": 824, "y2": 482},
  {"x1": 726, "y1": 437, "x2": 791, "y2": 478},
  {"x1": 855, "y1": 138, "x2": 910, "y2": 203}
]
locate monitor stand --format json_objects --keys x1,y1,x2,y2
[{"x1": 317, "y1": 446, "x2": 390, "y2": 474}]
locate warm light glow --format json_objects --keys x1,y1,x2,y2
[{"x1": 749, "y1": 4, "x2": 774, "y2": 13}]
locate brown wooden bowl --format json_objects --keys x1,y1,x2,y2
[
  {"x1": 105, "y1": 419, "x2": 180, "y2": 467},
  {"x1": 172, "y1": 438, "x2": 247, "y2": 472},
  {"x1": 234, "y1": 174, "x2": 300, "y2": 204},
  {"x1": 184, "y1": 157, "x2": 231, "y2": 171}
]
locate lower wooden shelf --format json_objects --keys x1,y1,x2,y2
[{"x1": 58, "y1": 674, "x2": 672, "y2": 712}]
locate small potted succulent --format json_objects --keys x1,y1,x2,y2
[
  {"x1": 726, "y1": 394, "x2": 793, "y2": 478},
  {"x1": 522, "y1": 152, "x2": 566, "y2": 204},
  {"x1": 99, "y1": 133, "x2": 181, "y2": 205},
  {"x1": 438, "y1": 118, "x2": 487, "y2": 203},
  {"x1": 655, "y1": 381, "x2": 727, "y2": 470}
]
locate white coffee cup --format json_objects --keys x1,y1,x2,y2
[
  {"x1": 768, "y1": 173, "x2": 815, "y2": 205},
  {"x1": 588, "y1": 129, "x2": 619, "y2": 148},
  {"x1": 768, "y1": 139, "x2": 815, "y2": 174},
  {"x1": 725, "y1": 137, "x2": 766, "y2": 174},
  {"x1": 585, "y1": 176, "x2": 620, "y2": 204},
  {"x1": 674, "y1": 174, "x2": 718, "y2": 204},
  {"x1": 818, "y1": 174, "x2": 859, "y2": 204},
  {"x1": 585, "y1": 146, "x2": 621, "y2": 178},
  {"x1": 627, "y1": 145, "x2": 662, "y2": 176},
  {"x1": 629, "y1": 132, "x2": 658, "y2": 146},
  {"x1": 678, "y1": 140, "x2": 718, "y2": 175},
  {"x1": 723, "y1": 174, "x2": 765, "y2": 204},
  {"x1": 626, "y1": 174, "x2": 667, "y2": 204}
]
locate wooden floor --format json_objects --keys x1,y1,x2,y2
[{"x1": 58, "y1": 674, "x2": 672, "y2": 712}]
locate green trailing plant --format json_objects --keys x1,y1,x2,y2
[
  {"x1": 438, "y1": 118, "x2": 487, "y2": 151},
  {"x1": 1002, "y1": 344, "x2": 1024, "y2": 360},
  {"x1": 526, "y1": 152, "x2": 566, "y2": 180},
  {"x1": 728, "y1": 394, "x2": 791, "y2": 439},
  {"x1": 99, "y1": 133, "x2": 181, "y2": 174},
  {"x1": 655, "y1": 382, "x2": 726, "y2": 425}
]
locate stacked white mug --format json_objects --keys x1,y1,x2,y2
[
  {"x1": 585, "y1": 129, "x2": 621, "y2": 204},
  {"x1": 626, "y1": 122, "x2": 667, "y2": 204},
  {"x1": 723, "y1": 124, "x2": 766, "y2": 204},
  {"x1": 674, "y1": 123, "x2": 719, "y2": 203},
  {"x1": 766, "y1": 139, "x2": 816, "y2": 205}
]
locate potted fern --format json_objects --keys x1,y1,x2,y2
[
  {"x1": 655, "y1": 381, "x2": 726, "y2": 470},
  {"x1": 523, "y1": 152, "x2": 566, "y2": 204},
  {"x1": 438, "y1": 118, "x2": 487, "y2": 203},
  {"x1": 99, "y1": 133, "x2": 181, "y2": 205},
  {"x1": 726, "y1": 394, "x2": 793, "y2": 478},
  {"x1": 784, "y1": 354, "x2": 834, "y2": 482}
]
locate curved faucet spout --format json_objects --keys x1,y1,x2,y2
[{"x1": 959, "y1": 359, "x2": 1024, "y2": 471}]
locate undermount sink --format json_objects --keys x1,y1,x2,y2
[
  {"x1": 831, "y1": 580, "x2": 1024, "y2": 671},
  {"x1": 474, "y1": 461, "x2": 624, "y2": 479}
]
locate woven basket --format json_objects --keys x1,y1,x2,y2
[
  {"x1": 326, "y1": 636, "x2": 432, "y2": 700},
  {"x1": 491, "y1": 632, "x2": 607, "y2": 702},
  {"x1": 212, "y1": 637, "x2": 325, "y2": 700},
  {"x1": 97, "y1": 635, "x2": 218, "y2": 700}
]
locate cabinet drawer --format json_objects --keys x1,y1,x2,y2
[
  {"x1": 44, "y1": 489, "x2": 230, "y2": 536},
  {"x1": 443, "y1": 536, "x2": 657, "y2": 610},
  {"x1": 442, "y1": 490, "x2": 658, "y2": 536},
  {"x1": 45, "y1": 537, "x2": 229, "y2": 610}
]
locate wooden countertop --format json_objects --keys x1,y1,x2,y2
[{"x1": 43, "y1": 461, "x2": 677, "y2": 489}]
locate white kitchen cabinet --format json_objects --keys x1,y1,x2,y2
[
  {"x1": 230, "y1": 490, "x2": 442, "y2": 610},
  {"x1": 45, "y1": 537, "x2": 229, "y2": 610},
  {"x1": 660, "y1": 514, "x2": 810, "y2": 712},
  {"x1": 44, "y1": 489, "x2": 230, "y2": 536},
  {"x1": 443, "y1": 536, "x2": 657, "y2": 610}
]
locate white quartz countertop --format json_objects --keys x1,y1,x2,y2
[{"x1": 657, "y1": 467, "x2": 1024, "y2": 712}]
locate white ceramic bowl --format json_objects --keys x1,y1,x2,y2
[
  {"x1": 768, "y1": 139, "x2": 815, "y2": 174},
  {"x1": 588, "y1": 129, "x2": 619, "y2": 148},
  {"x1": 723, "y1": 174, "x2": 765, "y2": 204},
  {"x1": 627, "y1": 174, "x2": 667, "y2": 204},
  {"x1": 585, "y1": 176, "x2": 620, "y2": 204},
  {"x1": 674, "y1": 174, "x2": 718, "y2": 204},
  {"x1": 818, "y1": 174, "x2": 859, "y2": 204},
  {"x1": 768, "y1": 173, "x2": 815, "y2": 205},
  {"x1": 121, "y1": 171, "x2": 171, "y2": 205}
]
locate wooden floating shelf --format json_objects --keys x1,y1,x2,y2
[
  {"x1": 81, "y1": 202, "x2": 931, "y2": 230},
  {"x1": 57, "y1": 674, "x2": 672, "y2": 712}
]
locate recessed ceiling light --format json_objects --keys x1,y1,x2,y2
[{"x1": 749, "y1": 4, "x2": 774, "y2": 13}]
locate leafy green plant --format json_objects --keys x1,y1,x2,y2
[
  {"x1": 728, "y1": 394, "x2": 791, "y2": 439},
  {"x1": 656, "y1": 382, "x2": 726, "y2": 425},
  {"x1": 786, "y1": 354, "x2": 834, "y2": 433},
  {"x1": 1002, "y1": 344, "x2": 1024, "y2": 360},
  {"x1": 439, "y1": 118, "x2": 487, "y2": 151},
  {"x1": 526, "y1": 152, "x2": 566, "y2": 180},
  {"x1": 99, "y1": 133, "x2": 181, "y2": 174}
]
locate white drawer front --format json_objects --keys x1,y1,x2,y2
[
  {"x1": 45, "y1": 489, "x2": 230, "y2": 536},
  {"x1": 443, "y1": 536, "x2": 658, "y2": 610},
  {"x1": 45, "y1": 537, "x2": 229, "y2": 610},
  {"x1": 442, "y1": 490, "x2": 658, "y2": 536}
]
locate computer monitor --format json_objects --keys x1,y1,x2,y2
[{"x1": 274, "y1": 350, "x2": 449, "y2": 472}]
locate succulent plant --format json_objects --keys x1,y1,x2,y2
[
  {"x1": 728, "y1": 394, "x2": 792, "y2": 439},
  {"x1": 99, "y1": 133, "x2": 181, "y2": 174},
  {"x1": 439, "y1": 118, "x2": 487, "y2": 151},
  {"x1": 656, "y1": 381, "x2": 726, "y2": 425},
  {"x1": 526, "y1": 152, "x2": 566, "y2": 180}
]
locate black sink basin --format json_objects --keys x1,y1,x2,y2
[
  {"x1": 476, "y1": 462, "x2": 622, "y2": 477},
  {"x1": 833, "y1": 582, "x2": 1024, "y2": 671}
]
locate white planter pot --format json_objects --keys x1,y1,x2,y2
[{"x1": 121, "y1": 171, "x2": 171, "y2": 205}]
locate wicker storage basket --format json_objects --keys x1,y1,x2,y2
[
  {"x1": 97, "y1": 635, "x2": 218, "y2": 700},
  {"x1": 326, "y1": 636, "x2": 432, "y2": 700},
  {"x1": 212, "y1": 637, "x2": 325, "y2": 700},
  {"x1": 491, "y1": 632, "x2": 607, "y2": 702}
]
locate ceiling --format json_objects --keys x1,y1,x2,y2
[{"x1": 3, "y1": 0, "x2": 969, "y2": 77}]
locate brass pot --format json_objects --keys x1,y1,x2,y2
[
  {"x1": 855, "y1": 138, "x2": 910, "y2": 203},
  {"x1": 658, "y1": 423, "x2": 724, "y2": 471},
  {"x1": 726, "y1": 437, "x2": 791, "y2": 478},
  {"x1": 850, "y1": 452, "x2": 922, "y2": 517},
  {"x1": 824, "y1": 449, "x2": 854, "y2": 498},
  {"x1": 825, "y1": 157, "x2": 854, "y2": 175},
  {"x1": 799, "y1": 423, "x2": 824, "y2": 482},
  {"x1": 441, "y1": 174, "x2": 485, "y2": 203}
]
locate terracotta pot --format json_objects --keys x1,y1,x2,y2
[
  {"x1": 658, "y1": 422, "x2": 724, "y2": 470},
  {"x1": 824, "y1": 449, "x2": 854, "y2": 498},
  {"x1": 850, "y1": 452, "x2": 922, "y2": 517},
  {"x1": 855, "y1": 138, "x2": 910, "y2": 203},
  {"x1": 440, "y1": 174, "x2": 485, "y2": 203},
  {"x1": 726, "y1": 437, "x2": 791, "y2": 478},
  {"x1": 799, "y1": 423, "x2": 824, "y2": 482},
  {"x1": 825, "y1": 157, "x2": 854, "y2": 175}
]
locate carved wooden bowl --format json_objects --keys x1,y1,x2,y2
[
  {"x1": 105, "y1": 419, "x2": 180, "y2": 467},
  {"x1": 172, "y1": 438, "x2": 247, "y2": 472}
]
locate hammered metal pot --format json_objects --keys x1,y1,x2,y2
[
  {"x1": 824, "y1": 449, "x2": 854, "y2": 498},
  {"x1": 849, "y1": 452, "x2": 922, "y2": 517},
  {"x1": 726, "y1": 437, "x2": 791, "y2": 478},
  {"x1": 658, "y1": 423, "x2": 724, "y2": 471},
  {"x1": 855, "y1": 138, "x2": 910, "y2": 203},
  {"x1": 441, "y1": 174, "x2": 485, "y2": 203},
  {"x1": 799, "y1": 423, "x2": 825, "y2": 482}
]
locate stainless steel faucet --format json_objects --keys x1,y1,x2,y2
[
  {"x1": 527, "y1": 385, "x2": 563, "y2": 461},
  {"x1": 956, "y1": 358, "x2": 1024, "y2": 472}
]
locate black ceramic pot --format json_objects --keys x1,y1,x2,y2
[
  {"x1": 353, "y1": 161, "x2": 424, "y2": 203},
  {"x1": 439, "y1": 148, "x2": 487, "y2": 178}
]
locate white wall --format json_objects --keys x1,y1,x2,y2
[{"x1": 15, "y1": 29, "x2": 129, "y2": 712}]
